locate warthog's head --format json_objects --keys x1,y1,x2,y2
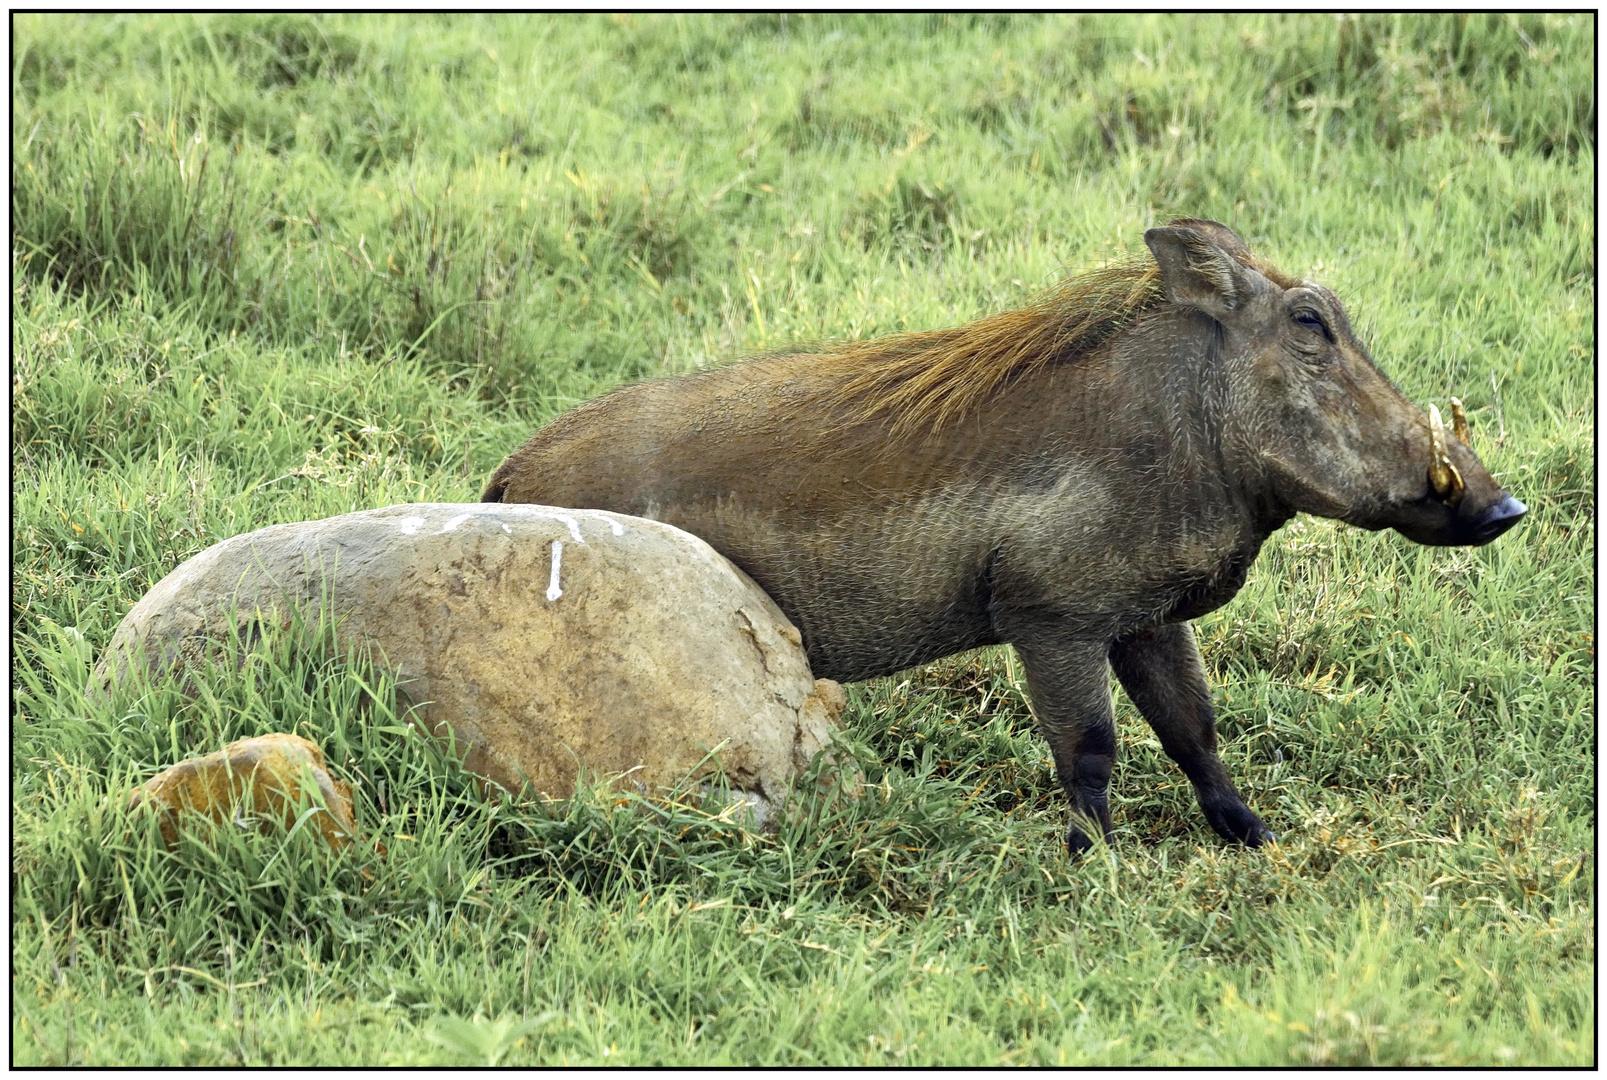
[{"x1": 1144, "y1": 220, "x2": 1526, "y2": 547}]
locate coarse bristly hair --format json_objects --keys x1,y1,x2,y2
[{"x1": 794, "y1": 226, "x2": 1295, "y2": 446}]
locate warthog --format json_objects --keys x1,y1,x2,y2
[{"x1": 484, "y1": 219, "x2": 1526, "y2": 852}]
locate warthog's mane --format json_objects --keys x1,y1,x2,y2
[{"x1": 799, "y1": 232, "x2": 1294, "y2": 445}]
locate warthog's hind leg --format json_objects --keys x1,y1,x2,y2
[{"x1": 1109, "y1": 622, "x2": 1275, "y2": 846}]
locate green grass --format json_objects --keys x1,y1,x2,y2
[{"x1": 12, "y1": 13, "x2": 1594, "y2": 1066}]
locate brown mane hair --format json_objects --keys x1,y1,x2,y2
[{"x1": 803, "y1": 227, "x2": 1296, "y2": 444}]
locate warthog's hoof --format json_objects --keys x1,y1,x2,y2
[
  {"x1": 1064, "y1": 823, "x2": 1111, "y2": 856},
  {"x1": 1205, "y1": 800, "x2": 1276, "y2": 847}
]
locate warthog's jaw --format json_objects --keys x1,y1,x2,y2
[{"x1": 1388, "y1": 492, "x2": 1527, "y2": 547}]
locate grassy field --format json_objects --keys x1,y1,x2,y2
[{"x1": 11, "y1": 13, "x2": 1594, "y2": 1066}]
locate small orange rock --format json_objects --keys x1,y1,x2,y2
[{"x1": 128, "y1": 734, "x2": 360, "y2": 851}]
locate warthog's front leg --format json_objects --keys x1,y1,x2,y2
[
  {"x1": 1109, "y1": 622, "x2": 1275, "y2": 846},
  {"x1": 1012, "y1": 637, "x2": 1119, "y2": 854}
]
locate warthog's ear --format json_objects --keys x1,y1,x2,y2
[
  {"x1": 1145, "y1": 225, "x2": 1256, "y2": 321},
  {"x1": 1164, "y1": 218, "x2": 1252, "y2": 260}
]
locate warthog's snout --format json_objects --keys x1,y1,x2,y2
[
  {"x1": 1470, "y1": 494, "x2": 1528, "y2": 545},
  {"x1": 1394, "y1": 399, "x2": 1527, "y2": 548}
]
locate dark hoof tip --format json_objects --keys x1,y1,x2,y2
[
  {"x1": 1205, "y1": 800, "x2": 1273, "y2": 847},
  {"x1": 1065, "y1": 832, "x2": 1095, "y2": 857}
]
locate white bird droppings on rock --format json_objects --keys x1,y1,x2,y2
[
  {"x1": 554, "y1": 513, "x2": 584, "y2": 543},
  {"x1": 546, "y1": 540, "x2": 564, "y2": 601}
]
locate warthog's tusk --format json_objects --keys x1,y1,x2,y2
[
  {"x1": 1427, "y1": 404, "x2": 1465, "y2": 507},
  {"x1": 1449, "y1": 396, "x2": 1472, "y2": 447}
]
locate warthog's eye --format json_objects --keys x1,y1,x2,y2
[{"x1": 1292, "y1": 309, "x2": 1332, "y2": 343}]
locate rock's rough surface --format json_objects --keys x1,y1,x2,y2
[
  {"x1": 128, "y1": 733, "x2": 359, "y2": 850},
  {"x1": 95, "y1": 503, "x2": 847, "y2": 806}
]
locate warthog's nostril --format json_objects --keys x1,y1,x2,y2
[{"x1": 1471, "y1": 495, "x2": 1527, "y2": 544}]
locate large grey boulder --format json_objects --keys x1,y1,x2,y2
[{"x1": 93, "y1": 503, "x2": 848, "y2": 814}]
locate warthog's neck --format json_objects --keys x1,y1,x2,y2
[{"x1": 967, "y1": 324, "x2": 1292, "y2": 637}]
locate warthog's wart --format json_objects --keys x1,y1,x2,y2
[{"x1": 485, "y1": 218, "x2": 1527, "y2": 853}]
